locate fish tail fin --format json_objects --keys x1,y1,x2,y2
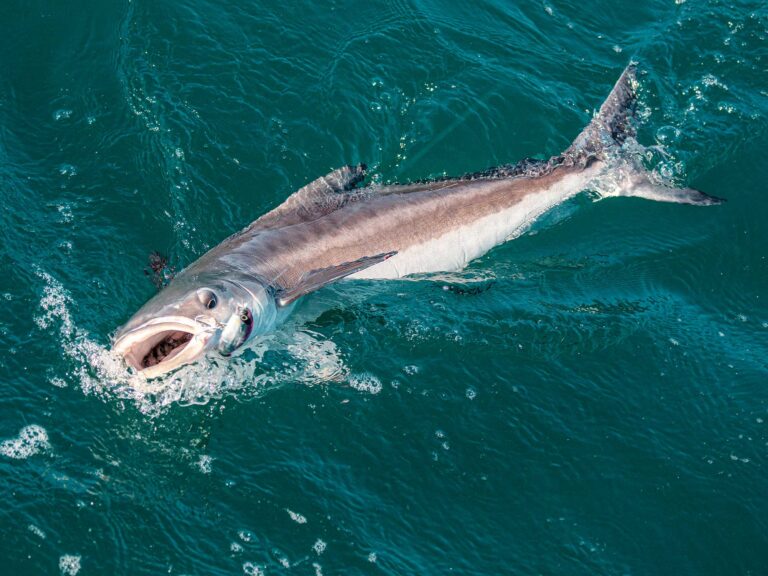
[
  {"x1": 566, "y1": 62, "x2": 639, "y2": 160},
  {"x1": 566, "y1": 62, "x2": 724, "y2": 206}
]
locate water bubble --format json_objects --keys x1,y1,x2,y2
[
  {"x1": 465, "y1": 387, "x2": 477, "y2": 400},
  {"x1": 197, "y1": 454, "x2": 213, "y2": 474},
  {"x1": 367, "y1": 552, "x2": 377, "y2": 563},
  {"x1": 53, "y1": 109, "x2": 73, "y2": 121},
  {"x1": 349, "y1": 373, "x2": 382, "y2": 394},
  {"x1": 286, "y1": 509, "x2": 307, "y2": 524},
  {"x1": 28, "y1": 524, "x2": 46, "y2": 539},
  {"x1": 58, "y1": 164, "x2": 77, "y2": 177},
  {"x1": 230, "y1": 542, "x2": 243, "y2": 554},
  {"x1": 50, "y1": 376, "x2": 68, "y2": 388},
  {"x1": 238, "y1": 530, "x2": 255, "y2": 542},
  {"x1": 655, "y1": 125, "x2": 681, "y2": 145},
  {"x1": 242, "y1": 562, "x2": 264, "y2": 576},
  {"x1": 312, "y1": 539, "x2": 327, "y2": 555},
  {"x1": 59, "y1": 555, "x2": 81, "y2": 575},
  {"x1": 702, "y1": 74, "x2": 728, "y2": 90},
  {"x1": 56, "y1": 203, "x2": 74, "y2": 222}
]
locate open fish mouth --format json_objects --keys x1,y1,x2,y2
[{"x1": 112, "y1": 316, "x2": 214, "y2": 378}]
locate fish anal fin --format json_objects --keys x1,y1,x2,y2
[{"x1": 276, "y1": 251, "x2": 396, "y2": 307}]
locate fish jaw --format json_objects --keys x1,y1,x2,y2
[{"x1": 112, "y1": 316, "x2": 216, "y2": 378}]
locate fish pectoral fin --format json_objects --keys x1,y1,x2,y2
[{"x1": 275, "y1": 251, "x2": 397, "y2": 307}]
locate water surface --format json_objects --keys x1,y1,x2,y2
[{"x1": 1, "y1": 0, "x2": 767, "y2": 574}]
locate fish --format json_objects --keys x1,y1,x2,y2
[{"x1": 113, "y1": 63, "x2": 722, "y2": 378}]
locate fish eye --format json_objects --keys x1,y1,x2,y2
[{"x1": 197, "y1": 289, "x2": 218, "y2": 310}]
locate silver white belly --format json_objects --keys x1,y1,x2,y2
[{"x1": 349, "y1": 167, "x2": 599, "y2": 280}]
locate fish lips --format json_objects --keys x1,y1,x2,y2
[{"x1": 112, "y1": 316, "x2": 216, "y2": 379}]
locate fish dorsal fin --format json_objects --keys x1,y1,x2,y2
[
  {"x1": 462, "y1": 157, "x2": 550, "y2": 180},
  {"x1": 275, "y1": 251, "x2": 396, "y2": 307},
  {"x1": 250, "y1": 164, "x2": 367, "y2": 231}
]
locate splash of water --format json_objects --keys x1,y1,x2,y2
[{"x1": 33, "y1": 269, "x2": 352, "y2": 415}]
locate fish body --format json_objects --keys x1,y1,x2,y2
[{"x1": 113, "y1": 64, "x2": 721, "y2": 378}]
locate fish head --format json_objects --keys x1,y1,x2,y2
[{"x1": 113, "y1": 272, "x2": 276, "y2": 378}]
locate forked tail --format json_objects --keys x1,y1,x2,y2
[{"x1": 566, "y1": 62, "x2": 723, "y2": 206}]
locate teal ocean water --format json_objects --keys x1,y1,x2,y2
[{"x1": 1, "y1": 0, "x2": 767, "y2": 574}]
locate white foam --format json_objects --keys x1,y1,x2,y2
[
  {"x1": 49, "y1": 376, "x2": 67, "y2": 388},
  {"x1": 286, "y1": 331, "x2": 347, "y2": 383},
  {"x1": 286, "y1": 509, "x2": 307, "y2": 524},
  {"x1": 28, "y1": 524, "x2": 46, "y2": 539},
  {"x1": 237, "y1": 530, "x2": 254, "y2": 542},
  {"x1": 53, "y1": 109, "x2": 73, "y2": 121},
  {"x1": 242, "y1": 562, "x2": 264, "y2": 576},
  {"x1": 348, "y1": 373, "x2": 382, "y2": 395},
  {"x1": 0, "y1": 425, "x2": 50, "y2": 459},
  {"x1": 197, "y1": 455, "x2": 213, "y2": 474},
  {"x1": 312, "y1": 539, "x2": 327, "y2": 555},
  {"x1": 59, "y1": 554, "x2": 81, "y2": 575}
]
